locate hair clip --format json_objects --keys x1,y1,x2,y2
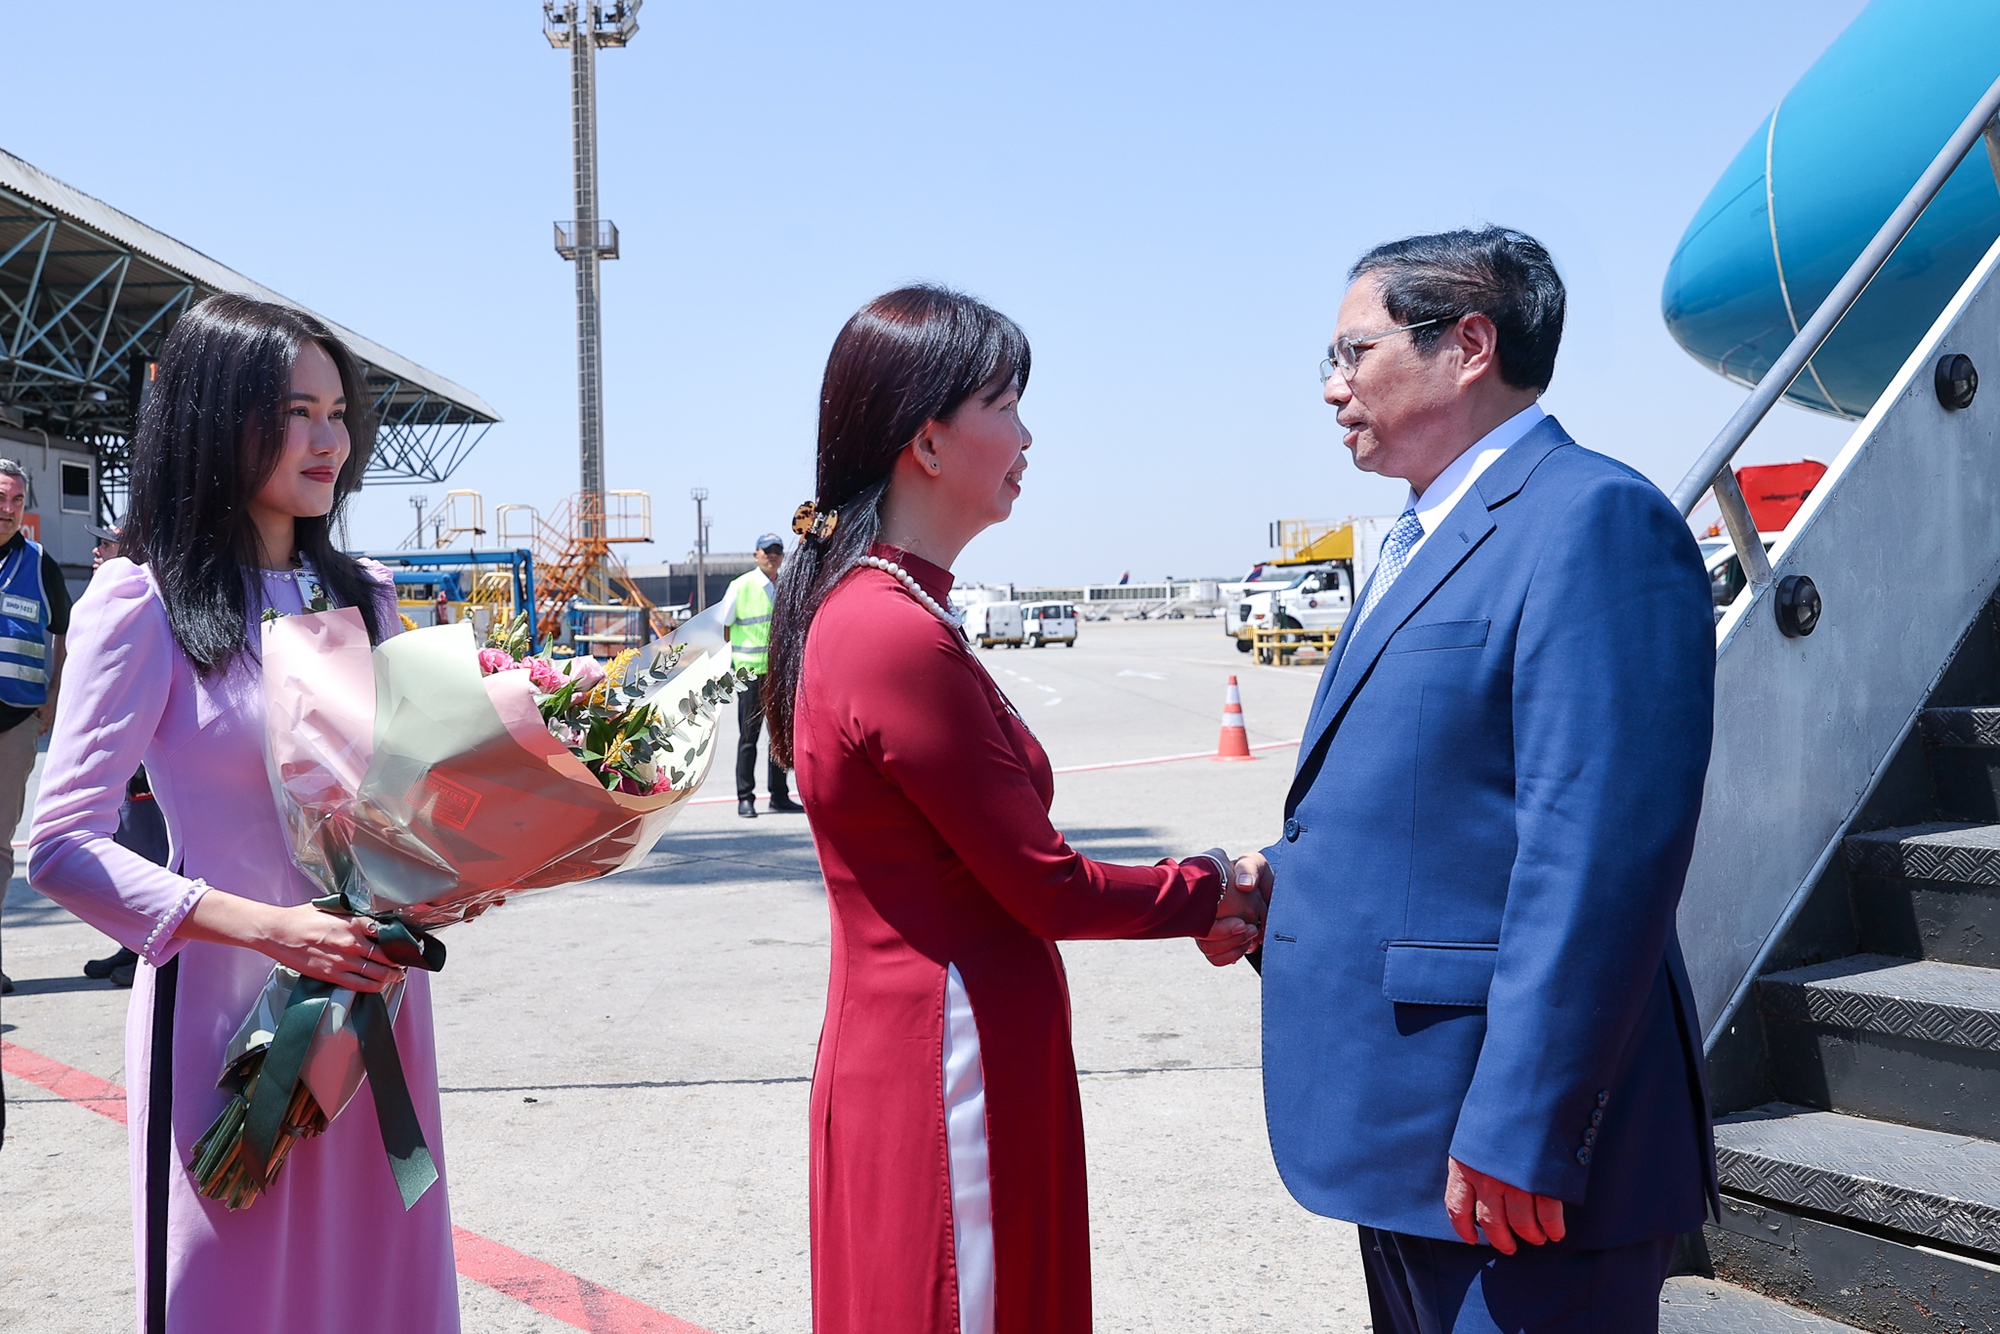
[{"x1": 792, "y1": 501, "x2": 840, "y2": 541}]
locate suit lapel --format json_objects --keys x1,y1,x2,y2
[{"x1": 1289, "y1": 417, "x2": 1574, "y2": 803}]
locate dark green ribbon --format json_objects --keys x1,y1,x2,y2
[
  {"x1": 246, "y1": 901, "x2": 447, "y2": 1209},
  {"x1": 351, "y1": 987, "x2": 439, "y2": 1209},
  {"x1": 241, "y1": 975, "x2": 332, "y2": 1184}
]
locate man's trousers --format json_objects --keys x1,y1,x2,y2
[
  {"x1": 736, "y1": 676, "x2": 791, "y2": 804},
  {"x1": 0, "y1": 717, "x2": 39, "y2": 972},
  {"x1": 1361, "y1": 1225, "x2": 1675, "y2": 1334}
]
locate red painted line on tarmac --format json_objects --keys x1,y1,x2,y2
[
  {"x1": 453, "y1": 1227, "x2": 711, "y2": 1334},
  {"x1": 1, "y1": 1040, "x2": 713, "y2": 1334},
  {"x1": 2, "y1": 1039, "x2": 128, "y2": 1123}
]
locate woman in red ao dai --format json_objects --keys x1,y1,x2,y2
[{"x1": 764, "y1": 286, "x2": 1269, "y2": 1334}]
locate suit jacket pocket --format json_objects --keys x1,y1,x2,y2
[
  {"x1": 1382, "y1": 940, "x2": 1499, "y2": 1006},
  {"x1": 1385, "y1": 618, "x2": 1489, "y2": 654}
]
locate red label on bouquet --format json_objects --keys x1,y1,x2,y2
[{"x1": 423, "y1": 772, "x2": 482, "y2": 831}]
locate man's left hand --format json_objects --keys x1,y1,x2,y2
[{"x1": 1444, "y1": 1156, "x2": 1565, "y2": 1254}]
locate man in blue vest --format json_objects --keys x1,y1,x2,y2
[
  {"x1": 722, "y1": 533, "x2": 801, "y2": 819},
  {"x1": 1207, "y1": 230, "x2": 1717, "y2": 1331},
  {"x1": 0, "y1": 459, "x2": 72, "y2": 994}
]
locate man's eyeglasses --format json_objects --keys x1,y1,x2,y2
[{"x1": 1318, "y1": 315, "x2": 1461, "y2": 386}]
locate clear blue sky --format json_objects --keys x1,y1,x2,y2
[{"x1": 4, "y1": 0, "x2": 1867, "y2": 584}]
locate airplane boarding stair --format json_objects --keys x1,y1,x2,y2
[{"x1": 1656, "y1": 71, "x2": 2000, "y2": 1333}]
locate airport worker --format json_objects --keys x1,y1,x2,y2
[
  {"x1": 29, "y1": 294, "x2": 459, "y2": 1333},
  {"x1": 88, "y1": 521, "x2": 121, "y2": 568},
  {"x1": 0, "y1": 458, "x2": 72, "y2": 995},
  {"x1": 765, "y1": 284, "x2": 1267, "y2": 1334},
  {"x1": 1204, "y1": 228, "x2": 1719, "y2": 1333},
  {"x1": 723, "y1": 531, "x2": 803, "y2": 817}
]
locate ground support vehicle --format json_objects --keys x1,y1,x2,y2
[
  {"x1": 965, "y1": 600, "x2": 1025, "y2": 648},
  {"x1": 1020, "y1": 601, "x2": 1078, "y2": 647},
  {"x1": 1234, "y1": 564, "x2": 1351, "y2": 649},
  {"x1": 1251, "y1": 625, "x2": 1339, "y2": 666},
  {"x1": 1229, "y1": 516, "x2": 1396, "y2": 652}
]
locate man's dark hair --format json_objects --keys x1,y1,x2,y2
[{"x1": 1348, "y1": 227, "x2": 1565, "y2": 393}]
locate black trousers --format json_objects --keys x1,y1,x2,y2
[
  {"x1": 1361, "y1": 1225, "x2": 1674, "y2": 1334},
  {"x1": 736, "y1": 675, "x2": 790, "y2": 802}
]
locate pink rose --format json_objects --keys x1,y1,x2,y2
[
  {"x1": 563, "y1": 654, "x2": 607, "y2": 694},
  {"x1": 527, "y1": 657, "x2": 566, "y2": 693},
  {"x1": 477, "y1": 648, "x2": 522, "y2": 676},
  {"x1": 649, "y1": 771, "x2": 676, "y2": 795}
]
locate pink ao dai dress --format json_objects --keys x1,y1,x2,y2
[{"x1": 27, "y1": 558, "x2": 458, "y2": 1334}]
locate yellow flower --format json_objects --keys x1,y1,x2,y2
[{"x1": 606, "y1": 647, "x2": 641, "y2": 688}]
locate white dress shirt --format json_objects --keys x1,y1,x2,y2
[{"x1": 1402, "y1": 402, "x2": 1547, "y2": 563}]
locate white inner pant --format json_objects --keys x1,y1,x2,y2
[{"x1": 943, "y1": 963, "x2": 994, "y2": 1334}]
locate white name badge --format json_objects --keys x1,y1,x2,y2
[{"x1": 1, "y1": 595, "x2": 39, "y2": 621}]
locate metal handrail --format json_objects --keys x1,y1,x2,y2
[{"x1": 1671, "y1": 73, "x2": 2000, "y2": 589}]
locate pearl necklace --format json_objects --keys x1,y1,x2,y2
[
  {"x1": 859, "y1": 554, "x2": 1037, "y2": 733},
  {"x1": 857, "y1": 555, "x2": 964, "y2": 629}
]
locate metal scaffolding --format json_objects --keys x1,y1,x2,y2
[
  {"x1": 545, "y1": 0, "x2": 639, "y2": 541},
  {"x1": 0, "y1": 148, "x2": 499, "y2": 522}
]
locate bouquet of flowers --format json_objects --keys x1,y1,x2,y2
[{"x1": 189, "y1": 609, "x2": 750, "y2": 1210}]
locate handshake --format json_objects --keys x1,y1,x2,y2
[{"x1": 1191, "y1": 850, "x2": 1272, "y2": 967}]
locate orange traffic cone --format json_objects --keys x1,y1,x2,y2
[{"x1": 1213, "y1": 675, "x2": 1256, "y2": 761}]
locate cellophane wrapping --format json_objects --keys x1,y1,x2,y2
[{"x1": 192, "y1": 611, "x2": 737, "y2": 1209}]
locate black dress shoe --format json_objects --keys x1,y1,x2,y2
[
  {"x1": 85, "y1": 946, "x2": 139, "y2": 980},
  {"x1": 1, "y1": 971, "x2": 12, "y2": 994},
  {"x1": 738, "y1": 798, "x2": 758, "y2": 819},
  {"x1": 109, "y1": 960, "x2": 137, "y2": 988},
  {"x1": 768, "y1": 794, "x2": 804, "y2": 814}
]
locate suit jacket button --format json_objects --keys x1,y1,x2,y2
[
  {"x1": 1583, "y1": 1128, "x2": 1598, "y2": 1146},
  {"x1": 1590, "y1": 1109, "x2": 1603, "y2": 1127},
  {"x1": 1576, "y1": 1147, "x2": 1593, "y2": 1165},
  {"x1": 1284, "y1": 817, "x2": 1301, "y2": 842},
  {"x1": 1596, "y1": 1090, "x2": 1610, "y2": 1107}
]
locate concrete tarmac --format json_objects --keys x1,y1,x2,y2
[{"x1": 1, "y1": 619, "x2": 1372, "y2": 1332}]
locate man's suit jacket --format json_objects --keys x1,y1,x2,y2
[{"x1": 1261, "y1": 415, "x2": 1719, "y2": 1249}]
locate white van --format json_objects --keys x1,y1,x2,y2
[
  {"x1": 965, "y1": 601, "x2": 1025, "y2": 648},
  {"x1": 1021, "y1": 602, "x2": 1078, "y2": 647}
]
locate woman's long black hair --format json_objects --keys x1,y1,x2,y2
[
  {"x1": 764, "y1": 284, "x2": 1030, "y2": 767},
  {"x1": 123, "y1": 293, "x2": 385, "y2": 673}
]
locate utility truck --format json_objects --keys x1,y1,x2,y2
[{"x1": 1228, "y1": 516, "x2": 1396, "y2": 652}]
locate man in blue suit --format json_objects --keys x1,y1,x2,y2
[{"x1": 1209, "y1": 229, "x2": 1718, "y2": 1331}]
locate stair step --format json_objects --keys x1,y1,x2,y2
[
  {"x1": 1758, "y1": 956, "x2": 2000, "y2": 1137},
  {"x1": 1921, "y1": 707, "x2": 2000, "y2": 748},
  {"x1": 1761, "y1": 955, "x2": 2000, "y2": 1052},
  {"x1": 1715, "y1": 1104, "x2": 2000, "y2": 1256},
  {"x1": 1914, "y1": 712, "x2": 2000, "y2": 820},
  {"x1": 1703, "y1": 1193, "x2": 2000, "y2": 1333},
  {"x1": 1842, "y1": 824, "x2": 2000, "y2": 967},
  {"x1": 1659, "y1": 1277, "x2": 1863, "y2": 1333},
  {"x1": 1845, "y1": 822, "x2": 2000, "y2": 885}
]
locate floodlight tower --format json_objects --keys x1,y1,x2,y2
[{"x1": 545, "y1": 0, "x2": 640, "y2": 539}]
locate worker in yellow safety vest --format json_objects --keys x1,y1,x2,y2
[{"x1": 722, "y1": 533, "x2": 801, "y2": 819}]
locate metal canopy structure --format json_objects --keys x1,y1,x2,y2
[{"x1": 0, "y1": 148, "x2": 499, "y2": 518}]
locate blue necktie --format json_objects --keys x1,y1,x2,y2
[{"x1": 1352, "y1": 507, "x2": 1425, "y2": 631}]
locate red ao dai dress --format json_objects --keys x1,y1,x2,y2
[{"x1": 794, "y1": 546, "x2": 1223, "y2": 1334}]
